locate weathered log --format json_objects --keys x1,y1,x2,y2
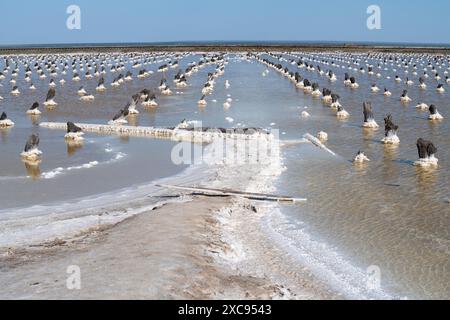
[
  {"x1": 156, "y1": 184, "x2": 307, "y2": 203},
  {"x1": 39, "y1": 122, "x2": 273, "y2": 143},
  {"x1": 303, "y1": 133, "x2": 336, "y2": 156}
]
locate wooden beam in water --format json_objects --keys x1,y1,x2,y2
[
  {"x1": 303, "y1": 133, "x2": 337, "y2": 156},
  {"x1": 155, "y1": 184, "x2": 307, "y2": 203},
  {"x1": 40, "y1": 122, "x2": 175, "y2": 139},
  {"x1": 39, "y1": 122, "x2": 274, "y2": 143}
]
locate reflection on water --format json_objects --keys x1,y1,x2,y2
[
  {"x1": 23, "y1": 160, "x2": 41, "y2": 180},
  {"x1": 66, "y1": 141, "x2": 83, "y2": 157},
  {"x1": 415, "y1": 166, "x2": 438, "y2": 190},
  {"x1": 0, "y1": 128, "x2": 9, "y2": 143},
  {"x1": 127, "y1": 114, "x2": 139, "y2": 126},
  {"x1": 119, "y1": 135, "x2": 130, "y2": 143},
  {"x1": 382, "y1": 143, "x2": 399, "y2": 159},
  {"x1": 362, "y1": 127, "x2": 378, "y2": 140},
  {"x1": 353, "y1": 160, "x2": 370, "y2": 172},
  {"x1": 28, "y1": 114, "x2": 41, "y2": 126}
]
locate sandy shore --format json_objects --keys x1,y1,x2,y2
[{"x1": 0, "y1": 195, "x2": 335, "y2": 299}]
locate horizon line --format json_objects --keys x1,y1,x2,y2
[{"x1": 1, "y1": 40, "x2": 450, "y2": 50}]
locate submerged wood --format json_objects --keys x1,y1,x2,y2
[{"x1": 156, "y1": 184, "x2": 307, "y2": 202}]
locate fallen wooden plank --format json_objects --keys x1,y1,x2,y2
[
  {"x1": 39, "y1": 122, "x2": 274, "y2": 144},
  {"x1": 303, "y1": 133, "x2": 337, "y2": 156},
  {"x1": 280, "y1": 138, "x2": 309, "y2": 147},
  {"x1": 155, "y1": 184, "x2": 307, "y2": 203},
  {"x1": 40, "y1": 122, "x2": 175, "y2": 139}
]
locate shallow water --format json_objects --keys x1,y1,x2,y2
[
  {"x1": 0, "y1": 51, "x2": 448, "y2": 299},
  {"x1": 262, "y1": 53, "x2": 449, "y2": 299}
]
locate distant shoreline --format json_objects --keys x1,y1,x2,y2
[{"x1": 1, "y1": 42, "x2": 450, "y2": 54}]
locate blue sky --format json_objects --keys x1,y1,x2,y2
[{"x1": 0, "y1": 0, "x2": 448, "y2": 45}]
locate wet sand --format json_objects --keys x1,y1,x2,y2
[{"x1": 0, "y1": 196, "x2": 334, "y2": 299}]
